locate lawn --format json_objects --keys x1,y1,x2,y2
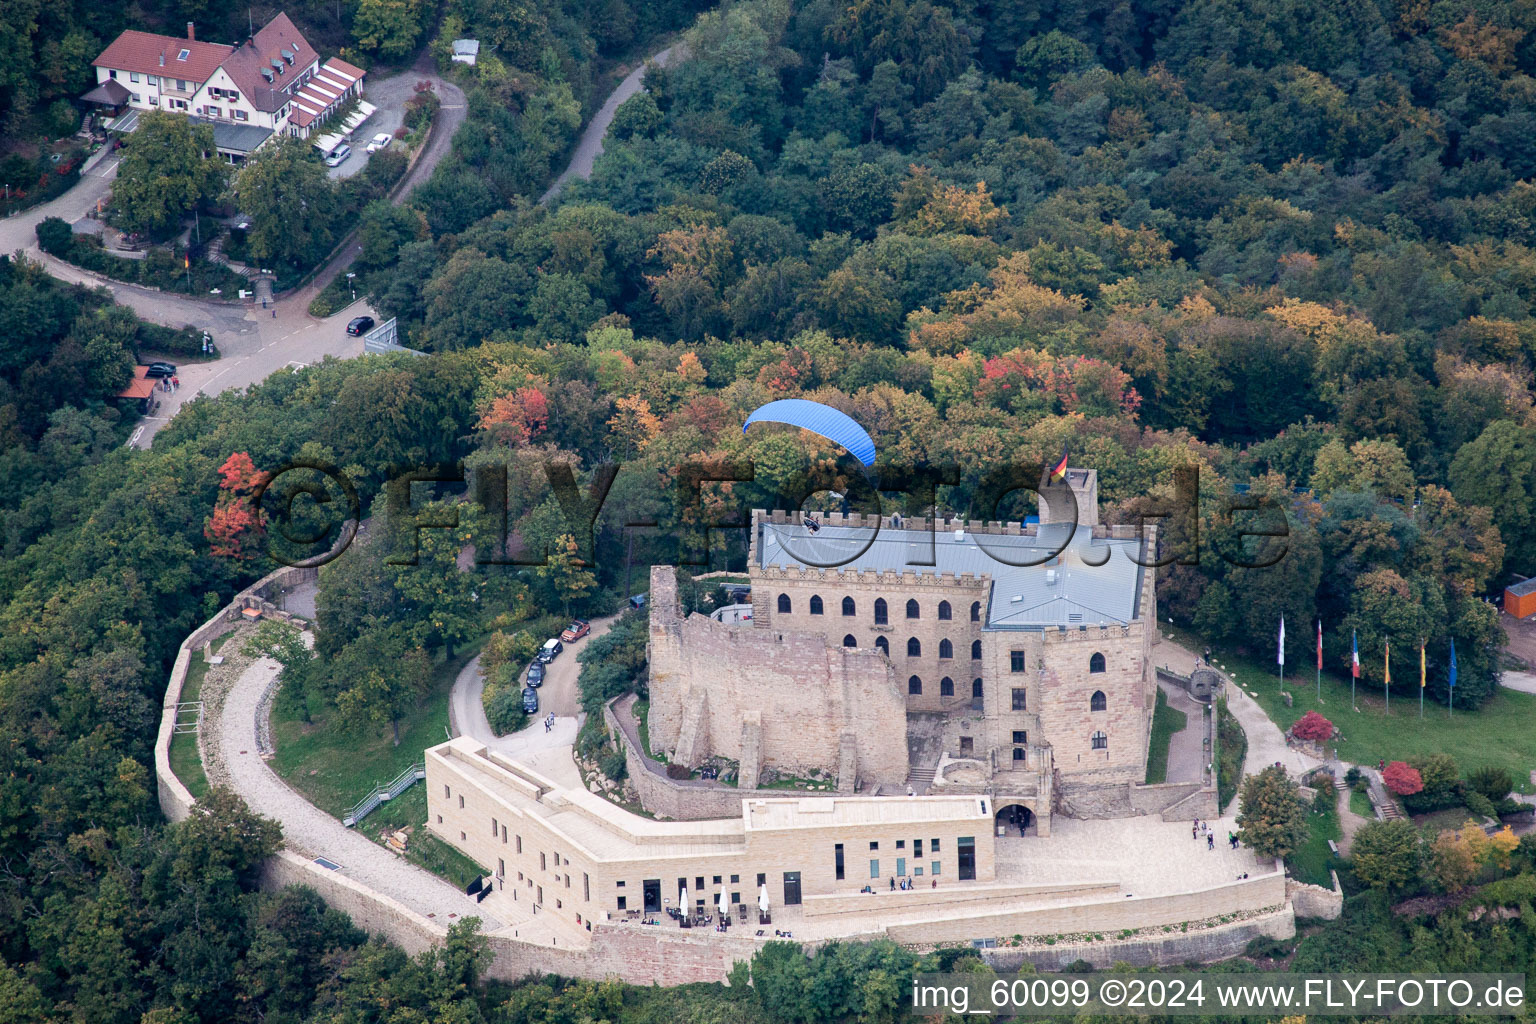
[
  {"x1": 354, "y1": 784, "x2": 487, "y2": 889},
  {"x1": 1349, "y1": 788, "x2": 1374, "y2": 819},
  {"x1": 1216, "y1": 696, "x2": 1247, "y2": 813},
  {"x1": 167, "y1": 633, "x2": 231, "y2": 800},
  {"x1": 1145, "y1": 687, "x2": 1189, "y2": 785},
  {"x1": 1166, "y1": 624, "x2": 1536, "y2": 793},
  {"x1": 1287, "y1": 802, "x2": 1343, "y2": 889},
  {"x1": 270, "y1": 642, "x2": 481, "y2": 819}
]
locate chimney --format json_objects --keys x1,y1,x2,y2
[{"x1": 186, "y1": 22, "x2": 195, "y2": 41}]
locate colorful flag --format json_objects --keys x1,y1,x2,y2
[
  {"x1": 1048, "y1": 450, "x2": 1069, "y2": 482},
  {"x1": 1316, "y1": 620, "x2": 1323, "y2": 670},
  {"x1": 1449, "y1": 639, "x2": 1457, "y2": 689},
  {"x1": 1278, "y1": 615, "x2": 1285, "y2": 666},
  {"x1": 184, "y1": 252, "x2": 190, "y2": 269},
  {"x1": 1351, "y1": 630, "x2": 1359, "y2": 678},
  {"x1": 1385, "y1": 641, "x2": 1391, "y2": 686},
  {"x1": 1420, "y1": 640, "x2": 1426, "y2": 688}
]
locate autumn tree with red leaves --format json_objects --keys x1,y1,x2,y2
[
  {"x1": 1291, "y1": 710, "x2": 1335, "y2": 742},
  {"x1": 1382, "y1": 761, "x2": 1424, "y2": 796},
  {"x1": 205, "y1": 452, "x2": 268, "y2": 560}
]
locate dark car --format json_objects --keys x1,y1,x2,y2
[
  {"x1": 144, "y1": 362, "x2": 177, "y2": 378},
  {"x1": 345, "y1": 316, "x2": 375, "y2": 336},
  {"x1": 527, "y1": 661, "x2": 545, "y2": 687},
  {"x1": 537, "y1": 638, "x2": 562, "y2": 663},
  {"x1": 521, "y1": 687, "x2": 539, "y2": 714}
]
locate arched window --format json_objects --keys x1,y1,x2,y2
[
  {"x1": 939, "y1": 638, "x2": 953, "y2": 659},
  {"x1": 875, "y1": 636, "x2": 889, "y2": 655},
  {"x1": 907, "y1": 637, "x2": 921, "y2": 657},
  {"x1": 1091, "y1": 690, "x2": 1107, "y2": 712},
  {"x1": 906, "y1": 599, "x2": 920, "y2": 619},
  {"x1": 940, "y1": 677, "x2": 954, "y2": 696},
  {"x1": 842, "y1": 596, "x2": 856, "y2": 616},
  {"x1": 777, "y1": 594, "x2": 791, "y2": 614},
  {"x1": 1012, "y1": 747, "x2": 1026, "y2": 761},
  {"x1": 938, "y1": 601, "x2": 952, "y2": 620},
  {"x1": 843, "y1": 634, "x2": 857, "y2": 648},
  {"x1": 971, "y1": 678, "x2": 984, "y2": 710},
  {"x1": 873, "y1": 598, "x2": 888, "y2": 625},
  {"x1": 970, "y1": 601, "x2": 981, "y2": 622},
  {"x1": 1091, "y1": 731, "x2": 1108, "y2": 750},
  {"x1": 809, "y1": 595, "x2": 823, "y2": 615},
  {"x1": 908, "y1": 675, "x2": 923, "y2": 695},
  {"x1": 1089, "y1": 652, "x2": 1106, "y2": 673},
  {"x1": 971, "y1": 639, "x2": 982, "y2": 660}
]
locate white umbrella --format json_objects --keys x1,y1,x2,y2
[
  {"x1": 717, "y1": 888, "x2": 729, "y2": 917},
  {"x1": 680, "y1": 883, "x2": 688, "y2": 914},
  {"x1": 758, "y1": 884, "x2": 770, "y2": 914}
]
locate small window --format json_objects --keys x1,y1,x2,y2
[
  {"x1": 731, "y1": 874, "x2": 739, "y2": 883},
  {"x1": 971, "y1": 601, "x2": 981, "y2": 622},
  {"x1": 940, "y1": 677, "x2": 954, "y2": 696},
  {"x1": 843, "y1": 634, "x2": 857, "y2": 648},
  {"x1": 1013, "y1": 747, "x2": 1026, "y2": 760},
  {"x1": 939, "y1": 638, "x2": 953, "y2": 659},
  {"x1": 777, "y1": 593, "x2": 791, "y2": 614},
  {"x1": 870, "y1": 841, "x2": 879, "y2": 850},
  {"x1": 1010, "y1": 650, "x2": 1025, "y2": 672},
  {"x1": 1091, "y1": 730, "x2": 1108, "y2": 750},
  {"x1": 906, "y1": 599, "x2": 920, "y2": 619},
  {"x1": 491, "y1": 817, "x2": 498, "y2": 836},
  {"x1": 444, "y1": 784, "x2": 450, "y2": 797},
  {"x1": 810, "y1": 595, "x2": 824, "y2": 615},
  {"x1": 870, "y1": 859, "x2": 880, "y2": 878},
  {"x1": 1013, "y1": 730, "x2": 1027, "y2": 743},
  {"x1": 931, "y1": 861, "x2": 941, "y2": 875},
  {"x1": 1012, "y1": 687, "x2": 1027, "y2": 710},
  {"x1": 907, "y1": 637, "x2": 921, "y2": 657},
  {"x1": 959, "y1": 736, "x2": 974, "y2": 755},
  {"x1": 617, "y1": 896, "x2": 626, "y2": 910},
  {"x1": 130, "y1": 72, "x2": 140, "y2": 83},
  {"x1": 835, "y1": 843, "x2": 845, "y2": 880},
  {"x1": 938, "y1": 600, "x2": 952, "y2": 620},
  {"x1": 1090, "y1": 652, "x2": 1106, "y2": 673},
  {"x1": 178, "y1": 48, "x2": 190, "y2": 61},
  {"x1": 896, "y1": 840, "x2": 905, "y2": 849},
  {"x1": 875, "y1": 636, "x2": 889, "y2": 655},
  {"x1": 908, "y1": 675, "x2": 922, "y2": 695},
  {"x1": 874, "y1": 598, "x2": 888, "y2": 625},
  {"x1": 842, "y1": 596, "x2": 856, "y2": 616},
  {"x1": 972, "y1": 639, "x2": 982, "y2": 659},
  {"x1": 516, "y1": 835, "x2": 522, "y2": 853},
  {"x1": 541, "y1": 853, "x2": 547, "y2": 870},
  {"x1": 458, "y1": 795, "x2": 464, "y2": 808},
  {"x1": 1091, "y1": 690, "x2": 1107, "y2": 712}
]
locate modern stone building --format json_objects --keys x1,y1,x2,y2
[{"x1": 648, "y1": 469, "x2": 1160, "y2": 830}]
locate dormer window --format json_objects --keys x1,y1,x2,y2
[
  {"x1": 177, "y1": 48, "x2": 190, "y2": 61},
  {"x1": 281, "y1": 48, "x2": 294, "y2": 65}
]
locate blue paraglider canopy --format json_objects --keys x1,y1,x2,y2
[{"x1": 743, "y1": 399, "x2": 876, "y2": 468}]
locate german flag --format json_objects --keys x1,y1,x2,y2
[{"x1": 1048, "y1": 451, "x2": 1069, "y2": 482}]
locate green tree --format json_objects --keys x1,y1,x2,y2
[
  {"x1": 1236, "y1": 765, "x2": 1309, "y2": 859},
  {"x1": 353, "y1": 0, "x2": 426, "y2": 61},
  {"x1": 233, "y1": 137, "x2": 342, "y2": 271},
  {"x1": 1450, "y1": 419, "x2": 1536, "y2": 571},
  {"x1": 111, "y1": 112, "x2": 226, "y2": 239},
  {"x1": 333, "y1": 631, "x2": 432, "y2": 745},
  {"x1": 538, "y1": 534, "x2": 596, "y2": 616},
  {"x1": 1350, "y1": 818, "x2": 1423, "y2": 891}
]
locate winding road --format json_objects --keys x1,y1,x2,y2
[{"x1": 2, "y1": 45, "x2": 674, "y2": 448}]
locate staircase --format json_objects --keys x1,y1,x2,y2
[
  {"x1": 204, "y1": 232, "x2": 254, "y2": 280},
  {"x1": 905, "y1": 765, "x2": 936, "y2": 794}
]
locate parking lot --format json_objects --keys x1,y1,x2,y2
[{"x1": 324, "y1": 71, "x2": 411, "y2": 180}]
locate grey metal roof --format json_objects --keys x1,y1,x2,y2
[
  {"x1": 757, "y1": 521, "x2": 1146, "y2": 629},
  {"x1": 188, "y1": 117, "x2": 272, "y2": 153},
  {"x1": 1508, "y1": 577, "x2": 1536, "y2": 597}
]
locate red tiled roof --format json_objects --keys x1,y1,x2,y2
[
  {"x1": 325, "y1": 57, "x2": 365, "y2": 80},
  {"x1": 290, "y1": 57, "x2": 366, "y2": 130},
  {"x1": 219, "y1": 12, "x2": 320, "y2": 114},
  {"x1": 93, "y1": 30, "x2": 233, "y2": 83},
  {"x1": 116, "y1": 370, "x2": 159, "y2": 400}
]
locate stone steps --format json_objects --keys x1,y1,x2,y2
[{"x1": 905, "y1": 766, "x2": 936, "y2": 794}]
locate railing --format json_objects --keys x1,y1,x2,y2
[{"x1": 343, "y1": 762, "x2": 425, "y2": 827}]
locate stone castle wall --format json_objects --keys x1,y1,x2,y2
[{"x1": 648, "y1": 566, "x2": 909, "y2": 785}]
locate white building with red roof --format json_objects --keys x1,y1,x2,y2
[{"x1": 89, "y1": 14, "x2": 365, "y2": 161}]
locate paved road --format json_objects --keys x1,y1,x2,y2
[
  {"x1": 541, "y1": 46, "x2": 681, "y2": 204},
  {"x1": 209, "y1": 653, "x2": 503, "y2": 928},
  {"x1": 449, "y1": 616, "x2": 616, "y2": 756},
  {"x1": 0, "y1": 151, "x2": 120, "y2": 255}
]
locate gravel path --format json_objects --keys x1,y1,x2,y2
[
  {"x1": 208, "y1": 645, "x2": 503, "y2": 929},
  {"x1": 540, "y1": 46, "x2": 681, "y2": 204}
]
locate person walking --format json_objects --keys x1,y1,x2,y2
[
  {"x1": 1229, "y1": 832, "x2": 1239, "y2": 850},
  {"x1": 889, "y1": 877, "x2": 895, "y2": 891},
  {"x1": 1207, "y1": 833, "x2": 1215, "y2": 851}
]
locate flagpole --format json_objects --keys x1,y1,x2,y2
[
  {"x1": 1384, "y1": 641, "x2": 1389, "y2": 712},
  {"x1": 1316, "y1": 620, "x2": 1322, "y2": 704}
]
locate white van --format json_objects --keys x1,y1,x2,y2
[{"x1": 324, "y1": 143, "x2": 351, "y2": 168}]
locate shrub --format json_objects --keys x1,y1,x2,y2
[
  {"x1": 1351, "y1": 819, "x2": 1423, "y2": 891},
  {"x1": 599, "y1": 749, "x2": 627, "y2": 782},
  {"x1": 36, "y1": 216, "x2": 74, "y2": 255},
  {"x1": 484, "y1": 684, "x2": 528, "y2": 735},
  {"x1": 1291, "y1": 710, "x2": 1334, "y2": 741},
  {"x1": 666, "y1": 763, "x2": 690, "y2": 780},
  {"x1": 1383, "y1": 761, "x2": 1423, "y2": 796},
  {"x1": 1468, "y1": 766, "x2": 1514, "y2": 801},
  {"x1": 1465, "y1": 791, "x2": 1497, "y2": 819}
]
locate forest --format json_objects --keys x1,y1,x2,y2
[{"x1": 4, "y1": 0, "x2": 1536, "y2": 1019}]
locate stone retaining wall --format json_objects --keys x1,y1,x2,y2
[
  {"x1": 1286, "y1": 876, "x2": 1344, "y2": 921},
  {"x1": 979, "y1": 905, "x2": 1295, "y2": 971}
]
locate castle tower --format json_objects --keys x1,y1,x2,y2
[{"x1": 1039, "y1": 468, "x2": 1098, "y2": 527}]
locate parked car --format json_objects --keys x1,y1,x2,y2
[
  {"x1": 346, "y1": 316, "x2": 375, "y2": 336},
  {"x1": 536, "y1": 638, "x2": 563, "y2": 663},
  {"x1": 527, "y1": 661, "x2": 545, "y2": 687},
  {"x1": 144, "y1": 361, "x2": 177, "y2": 378},
  {"x1": 521, "y1": 687, "x2": 539, "y2": 713},
  {"x1": 365, "y1": 132, "x2": 393, "y2": 153},
  {"x1": 560, "y1": 619, "x2": 590, "y2": 643},
  {"x1": 324, "y1": 143, "x2": 351, "y2": 167}
]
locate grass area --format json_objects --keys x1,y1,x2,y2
[
  {"x1": 354, "y1": 785, "x2": 487, "y2": 889},
  {"x1": 1145, "y1": 687, "x2": 1189, "y2": 785},
  {"x1": 1167, "y1": 623, "x2": 1536, "y2": 793},
  {"x1": 167, "y1": 633, "x2": 231, "y2": 800},
  {"x1": 1215, "y1": 696, "x2": 1247, "y2": 813},
  {"x1": 633, "y1": 699, "x2": 666, "y2": 763},
  {"x1": 1349, "y1": 788, "x2": 1374, "y2": 819},
  {"x1": 1412, "y1": 807, "x2": 1478, "y2": 833},
  {"x1": 271, "y1": 641, "x2": 482, "y2": 819},
  {"x1": 1287, "y1": 802, "x2": 1343, "y2": 888}
]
